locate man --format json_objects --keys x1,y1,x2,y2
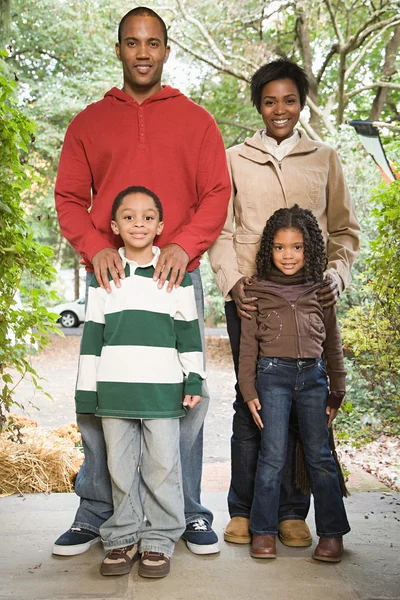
[{"x1": 54, "y1": 6, "x2": 230, "y2": 557}]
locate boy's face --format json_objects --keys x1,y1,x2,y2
[
  {"x1": 272, "y1": 227, "x2": 305, "y2": 275},
  {"x1": 111, "y1": 192, "x2": 164, "y2": 259}
]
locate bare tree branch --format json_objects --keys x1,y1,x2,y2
[
  {"x1": 346, "y1": 15, "x2": 400, "y2": 51},
  {"x1": 346, "y1": 81, "x2": 400, "y2": 99},
  {"x1": 345, "y1": 20, "x2": 399, "y2": 80},
  {"x1": 299, "y1": 116, "x2": 323, "y2": 142},
  {"x1": 169, "y1": 36, "x2": 250, "y2": 82},
  {"x1": 306, "y1": 95, "x2": 336, "y2": 134},
  {"x1": 217, "y1": 120, "x2": 258, "y2": 132},
  {"x1": 317, "y1": 44, "x2": 339, "y2": 84},
  {"x1": 324, "y1": 0, "x2": 345, "y2": 45}
]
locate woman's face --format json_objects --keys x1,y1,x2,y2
[{"x1": 260, "y1": 78, "x2": 301, "y2": 144}]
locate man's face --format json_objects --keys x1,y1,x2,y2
[{"x1": 115, "y1": 15, "x2": 170, "y2": 100}]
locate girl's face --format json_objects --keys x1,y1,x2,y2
[
  {"x1": 272, "y1": 228, "x2": 305, "y2": 275},
  {"x1": 260, "y1": 78, "x2": 301, "y2": 144}
]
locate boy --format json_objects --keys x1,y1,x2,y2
[{"x1": 75, "y1": 185, "x2": 205, "y2": 578}]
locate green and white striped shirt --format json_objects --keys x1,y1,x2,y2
[{"x1": 75, "y1": 247, "x2": 205, "y2": 419}]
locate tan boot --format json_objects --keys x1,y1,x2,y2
[
  {"x1": 224, "y1": 517, "x2": 251, "y2": 544},
  {"x1": 278, "y1": 520, "x2": 312, "y2": 547}
]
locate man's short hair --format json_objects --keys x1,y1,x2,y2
[
  {"x1": 250, "y1": 59, "x2": 309, "y2": 112},
  {"x1": 118, "y1": 6, "x2": 168, "y2": 46}
]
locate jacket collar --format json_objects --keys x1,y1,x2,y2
[{"x1": 239, "y1": 130, "x2": 319, "y2": 164}]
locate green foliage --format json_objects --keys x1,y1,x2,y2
[
  {"x1": 339, "y1": 172, "x2": 400, "y2": 442},
  {"x1": 0, "y1": 51, "x2": 60, "y2": 427},
  {"x1": 200, "y1": 256, "x2": 226, "y2": 327}
]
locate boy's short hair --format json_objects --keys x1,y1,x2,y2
[
  {"x1": 118, "y1": 6, "x2": 168, "y2": 46},
  {"x1": 112, "y1": 186, "x2": 164, "y2": 221},
  {"x1": 250, "y1": 59, "x2": 309, "y2": 112}
]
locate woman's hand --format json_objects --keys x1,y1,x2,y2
[
  {"x1": 318, "y1": 273, "x2": 340, "y2": 307},
  {"x1": 230, "y1": 277, "x2": 258, "y2": 319},
  {"x1": 247, "y1": 398, "x2": 263, "y2": 429}
]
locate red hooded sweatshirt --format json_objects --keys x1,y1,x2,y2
[{"x1": 55, "y1": 86, "x2": 231, "y2": 271}]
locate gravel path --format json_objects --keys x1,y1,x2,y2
[{"x1": 8, "y1": 335, "x2": 400, "y2": 491}]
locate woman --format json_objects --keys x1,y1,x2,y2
[{"x1": 209, "y1": 58, "x2": 359, "y2": 549}]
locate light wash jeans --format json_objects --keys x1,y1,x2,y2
[
  {"x1": 72, "y1": 268, "x2": 212, "y2": 535},
  {"x1": 100, "y1": 417, "x2": 185, "y2": 555}
]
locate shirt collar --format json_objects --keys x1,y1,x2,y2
[
  {"x1": 261, "y1": 129, "x2": 300, "y2": 148},
  {"x1": 118, "y1": 246, "x2": 160, "y2": 268}
]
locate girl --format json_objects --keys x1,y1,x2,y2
[{"x1": 238, "y1": 204, "x2": 350, "y2": 562}]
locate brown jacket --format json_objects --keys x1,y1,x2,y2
[
  {"x1": 208, "y1": 131, "x2": 360, "y2": 299},
  {"x1": 238, "y1": 280, "x2": 347, "y2": 403}
]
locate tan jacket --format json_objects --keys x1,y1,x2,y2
[
  {"x1": 238, "y1": 280, "x2": 347, "y2": 403},
  {"x1": 208, "y1": 131, "x2": 360, "y2": 299}
]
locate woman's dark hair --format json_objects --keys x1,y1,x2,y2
[
  {"x1": 118, "y1": 6, "x2": 168, "y2": 46},
  {"x1": 256, "y1": 204, "x2": 327, "y2": 282},
  {"x1": 112, "y1": 185, "x2": 163, "y2": 221},
  {"x1": 250, "y1": 59, "x2": 309, "y2": 112}
]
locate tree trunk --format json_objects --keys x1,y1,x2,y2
[
  {"x1": 0, "y1": 0, "x2": 11, "y2": 46},
  {"x1": 74, "y1": 251, "x2": 80, "y2": 300},
  {"x1": 369, "y1": 25, "x2": 400, "y2": 121},
  {"x1": 295, "y1": 10, "x2": 323, "y2": 137}
]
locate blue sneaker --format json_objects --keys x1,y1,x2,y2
[
  {"x1": 52, "y1": 526, "x2": 101, "y2": 556},
  {"x1": 182, "y1": 519, "x2": 220, "y2": 555}
]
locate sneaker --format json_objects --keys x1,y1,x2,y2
[
  {"x1": 181, "y1": 519, "x2": 220, "y2": 555},
  {"x1": 138, "y1": 551, "x2": 170, "y2": 578},
  {"x1": 100, "y1": 544, "x2": 139, "y2": 576},
  {"x1": 52, "y1": 527, "x2": 101, "y2": 556}
]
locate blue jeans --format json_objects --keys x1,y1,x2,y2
[
  {"x1": 100, "y1": 418, "x2": 185, "y2": 556},
  {"x1": 250, "y1": 356, "x2": 351, "y2": 538},
  {"x1": 225, "y1": 301, "x2": 310, "y2": 521},
  {"x1": 72, "y1": 268, "x2": 212, "y2": 535}
]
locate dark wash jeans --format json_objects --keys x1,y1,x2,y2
[
  {"x1": 224, "y1": 301, "x2": 310, "y2": 521},
  {"x1": 251, "y1": 356, "x2": 350, "y2": 537}
]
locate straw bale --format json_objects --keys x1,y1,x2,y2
[{"x1": 0, "y1": 427, "x2": 83, "y2": 494}]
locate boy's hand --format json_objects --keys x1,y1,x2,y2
[
  {"x1": 183, "y1": 394, "x2": 202, "y2": 409},
  {"x1": 92, "y1": 248, "x2": 125, "y2": 293},
  {"x1": 247, "y1": 398, "x2": 263, "y2": 429},
  {"x1": 326, "y1": 406, "x2": 339, "y2": 427},
  {"x1": 153, "y1": 244, "x2": 189, "y2": 292},
  {"x1": 230, "y1": 277, "x2": 257, "y2": 319}
]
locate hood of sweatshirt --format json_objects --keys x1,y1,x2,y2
[{"x1": 104, "y1": 85, "x2": 184, "y2": 106}]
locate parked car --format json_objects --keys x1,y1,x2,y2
[{"x1": 54, "y1": 298, "x2": 86, "y2": 328}]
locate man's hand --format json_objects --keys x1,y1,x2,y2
[
  {"x1": 92, "y1": 248, "x2": 125, "y2": 293},
  {"x1": 326, "y1": 406, "x2": 339, "y2": 428},
  {"x1": 317, "y1": 273, "x2": 340, "y2": 307},
  {"x1": 247, "y1": 398, "x2": 263, "y2": 429},
  {"x1": 183, "y1": 394, "x2": 202, "y2": 409},
  {"x1": 153, "y1": 244, "x2": 190, "y2": 292},
  {"x1": 230, "y1": 277, "x2": 257, "y2": 319}
]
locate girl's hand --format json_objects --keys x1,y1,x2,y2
[
  {"x1": 326, "y1": 406, "x2": 339, "y2": 427},
  {"x1": 230, "y1": 277, "x2": 257, "y2": 319},
  {"x1": 247, "y1": 398, "x2": 263, "y2": 429},
  {"x1": 183, "y1": 394, "x2": 202, "y2": 409}
]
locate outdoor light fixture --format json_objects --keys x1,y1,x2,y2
[{"x1": 348, "y1": 120, "x2": 397, "y2": 183}]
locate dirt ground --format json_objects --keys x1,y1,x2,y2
[{"x1": 8, "y1": 334, "x2": 400, "y2": 491}]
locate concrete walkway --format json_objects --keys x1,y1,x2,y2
[{"x1": 1, "y1": 480, "x2": 399, "y2": 600}]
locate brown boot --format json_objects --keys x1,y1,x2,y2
[
  {"x1": 251, "y1": 535, "x2": 277, "y2": 559},
  {"x1": 313, "y1": 537, "x2": 343, "y2": 563},
  {"x1": 278, "y1": 520, "x2": 312, "y2": 547},
  {"x1": 224, "y1": 517, "x2": 251, "y2": 544}
]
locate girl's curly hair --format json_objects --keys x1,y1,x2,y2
[{"x1": 256, "y1": 204, "x2": 327, "y2": 282}]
